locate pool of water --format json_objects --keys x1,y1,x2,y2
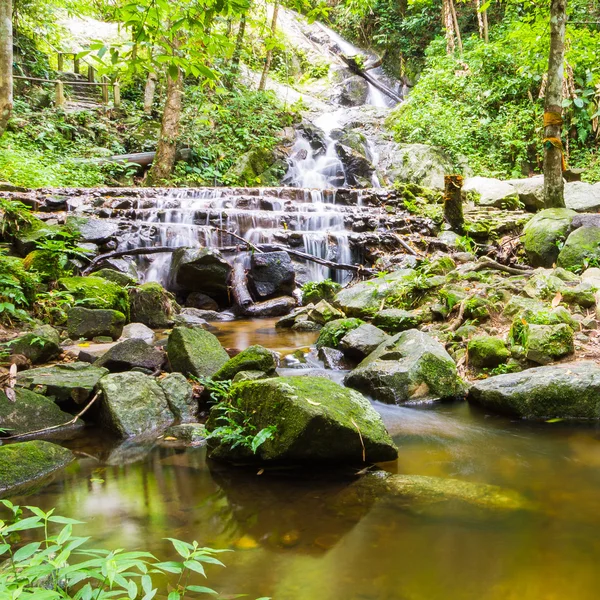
[{"x1": 8, "y1": 320, "x2": 600, "y2": 599}]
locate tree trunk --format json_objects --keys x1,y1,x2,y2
[
  {"x1": 449, "y1": 0, "x2": 463, "y2": 53},
  {"x1": 143, "y1": 72, "x2": 157, "y2": 114},
  {"x1": 258, "y1": 1, "x2": 279, "y2": 91},
  {"x1": 444, "y1": 175, "x2": 464, "y2": 233},
  {"x1": 227, "y1": 13, "x2": 246, "y2": 87},
  {"x1": 0, "y1": 0, "x2": 13, "y2": 138},
  {"x1": 543, "y1": 0, "x2": 567, "y2": 208},
  {"x1": 442, "y1": 0, "x2": 455, "y2": 54},
  {"x1": 483, "y1": 7, "x2": 489, "y2": 43},
  {"x1": 475, "y1": 0, "x2": 484, "y2": 38},
  {"x1": 147, "y1": 68, "x2": 183, "y2": 185}
]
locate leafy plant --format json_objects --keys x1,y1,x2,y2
[
  {"x1": 0, "y1": 199, "x2": 37, "y2": 240},
  {"x1": 195, "y1": 376, "x2": 232, "y2": 404},
  {"x1": 0, "y1": 501, "x2": 269, "y2": 600},
  {"x1": 300, "y1": 279, "x2": 342, "y2": 304},
  {"x1": 31, "y1": 290, "x2": 76, "y2": 325}
]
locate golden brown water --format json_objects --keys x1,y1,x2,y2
[{"x1": 8, "y1": 321, "x2": 600, "y2": 599}]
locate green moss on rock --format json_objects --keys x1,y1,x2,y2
[
  {"x1": 58, "y1": 276, "x2": 130, "y2": 319},
  {"x1": 316, "y1": 318, "x2": 364, "y2": 349},
  {"x1": 67, "y1": 307, "x2": 126, "y2": 340},
  {"x1": 467, "y1": 336, "x2": 510, "y2": 369},
  {"x1": 213, "y1": 345, "x2": 277, "y2": 381},
  {"x1": 522, "y1": 208, "x2": 576, "y2": 268},
  {"x1": 129, "y1": 282, "x2": 179, "y2": 328},
  {"x1": 557, "y1": 226, "x2": 600, "y2": 272},
  {"x1": 166, "y1": 326, "x2": 229, "y2": 378}
]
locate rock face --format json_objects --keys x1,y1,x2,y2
[
  {"x1": 74, "y1": 217, "x2": 120, "y2": 243},
  {"x1": 207, "y1": 376, "x2": 398, "y2": 464},
  {"x1": 213, "y1": 345, "x2": 278, "y2": 381},
  {"x1": 95, "y1": 339, "x2": 166, "y2": 372},
  {"x1": 58, "y1": 276, "x2": 130, "y2": 317},
  {"x1": 0, "y1": 440, "x2": 75, "y2": 497},
  {"x1": 129, "y1": 282, "x2": 179, "y2": 329},
  {"x1": 0, "y1": 388, "x2": 83, "y2": 436},
  {"x1": 92, "y1": 268, "x2": 138, "y2": 287},
  {"x1": 377, "y1": 143, "x2": 453, "y2": 189},
  {"x1": 17, "y1": 362, "x2": 108, "y2": 403},
  {"x1": 169, "y1": 247, "x2": 231, "y2": 302},
  {"x1": 98, "y1": 372, "x2": 174, "y2": 437},
  {"x1": 166, "y1": 326, "x2": 229, "y2": 378},
  {"x1": 186, "y1": 292, "x2": 219, "y2": 311},
  {"x1": 564, "y1": 181, "x2": 600, "y2": 212},
  {"x1": 8, "y1": 325, "x2": 61, "y2": 364},
  {"x1": 558, "y1": 226, "x2": 600, "y2": 271},
  {"x1": 339, "y1": 323, "x2": 389, "y2": 360},
  {"x1": 462, "y1": 177, "x2": 519, "y2": 208},
  {"x1": 345, "y1": 329, "x2": 463, "y2": 404},
  {"x1": 507, "y1": 176, "x2": 545, "y2": 211},
  {"x1": 248, "y1": 251, "x2": 295, "y2": 299},
  {"x1": 522, "y1": 208, "x2": 576, "y2": 268},
  {"x1": 468, "y1": 361, "x2": 600, "y2": 419},
  {"x1": 67, "y1": 307, "x2": 126, "y2": 341},
  {"x1": 159, "y1": 373, "x2": 197, "y2": 422},
  {"x1": 524, "y1": 323, "x2": 574, "y2": 365}
]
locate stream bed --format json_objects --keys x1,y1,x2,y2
[{"x1": 10, "y1": 319, "x2": 600, "y2": 600}]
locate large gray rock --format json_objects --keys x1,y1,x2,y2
[
  {"x1": 8, "y1": 325, "x2": 61, "y2": 365},
  {"x1": 507, "y1": 176, "x2": 545, "y2": 211},
  {"x1": 468, "y1": 361, "x2": 600, "y2": 419},
  {"x1": 336, "y1": 74, "x2": 369, "y2": 106},
  {"x1": 463, "y1": 176, "x2": 519, "y2": 209},
  {"x1": 0, "y1": 440, "x2": 75, "y2": 498},
  {"x1": 119, "y1": 322, "x2": 155, "y2": 343},
  {"x1": 98, "y1": 372, "x2": 174, "y2": 437},
  {"x1": 129, "y1": 282, "x2": 179, "y2": 329},
  {"x1": 522, "y1": 208, "x2": 576, "y2": 268},
  {"x1": 95, "y1": 338, "x2": 166, "y2": 372},
  {"x1": 207, "y1": 376, "x2": 398, "y2": 464},
  {"x1": 345, "y1": 329, "x2": 464, "y2": 404},
  {"x1": 74, "y1": 217, "x2": 120, "y2": 243},
  {"x1": 564, "y1": 181, "x2": 600, "y2": 212},
  {"x1": 169, "y1": 247, "x2": 231, "y2": 302},
  {"x1": 0, "y1": 388, "x2": 83, "y2": 436},
  {"x1": 524, "y1": 323, "x2": 574, "y2": 365},
  {"x1": 244, "y1": 296, "x2": 297, "y2": 317},
  {"x1": 17, "y1": 362, "x2": 108, "y2": 403},
  {"x1": 213, "y1": 345, "x2": 278, "y2": 381},
  {"x1": 67, "y1": 307, "x2": 126, "y2": 341},
  {"x1": 557, "y1": 226, "x2": 600, "y2": 271},
  {"x1": 159, "y1": 373, "x2": 197, "y2": 422},
  {"x1": 339, "y1": 323, "x2": 389, "y2": 360},
  {"x1": 377, "y1": 143, "x2": 453, "y2": 190},
  {"x1": 335, "y1": 143, "x2": 375, "y2": 187},
  {"x1": 249, "y1": 251, "x2": 295, "y2": 300},
  {"x1": 166, "y1": 326, "x2": 229, "y2": 378}
]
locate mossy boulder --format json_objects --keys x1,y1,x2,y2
[
  {"x1": 522, "y1": 208, "x2": 576, "y2": 267},
  {"x1": 316, "y1": 318, "x2": 364, "y2": 349},
  {"x1": 159, "y1": 373, "x2": 197, "y2": 422},
  {"x1": 467, "y1": 336, "x2": 510, "y2": 369},
  {"x1": 7, "y1": 325, "x2": 61, "y2": 365},
  {"x1": 345, "y1": 329, "x2": 464, "y2": 404},
  {"x1": 169, "y1": 247, "x2": 231, "y2": 303},
  {"x1": 95, "y1": 339, "x2": 166, "y2": 372},
  {"x1": 557, "y1": 226, "x2": 600, "y2": 271},
  {"x1": 206, "y1": 376, "x2": 398, "y2": 464},
  {"x1": 523, "y1": 323, "x2": 574, "y2": 365},
  {"x1": 67, "y1": 307, "x2": 126, "y2": 341},
  {"x1": 463, "y1": 296, "x2": 492, "y2": 320},
  {"x1": 213, "y1": 345, "x2": 277, "y2": 381},
  {"x1": 248, "y1": 251, "x2": 295, "y2": 300},
  {"x1": 0, "y1": 388, "x2": 83, "y2": 436},
  {"x1": 372, "y1": 308, "x2": 423, "y2": 333},
  {"x1": 0, "y1": 440, "x2": 75, "y2": 498},
  {"x1": 98, "y1": 372, "x2": 174, "y2": 438},
  {"x1": 129, "y1": 282, "x2": 179, "y2": 328},
  {"x1": 166, "y1": 326, "x2": 229, "y2": 378},
  {"x1": 307, "y1": 300, "x2": 345, "y2": 325},
  {"x1": 58, "y1": 276, "x2": 130, "y2": 319},
  {"x1": 17, "y1": 362, "x2": 108, "y2": 403},
  {"x1": 92, "y1": 268, "x2": 138, "y2": 287},
  {"x1": 339, "y1": 323, "x2": 389, "y2": 360},
  {"x1": 163, "y1": 423, "x2": 206, "y2": 445},
  {"x1": 468, "y1": 361, "x2": 600, "y2": 419},
  {"x1": 301, "y1": 280, "x2": 342, "y2": 304}
]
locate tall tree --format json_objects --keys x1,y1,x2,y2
[
  {"x1": 543, "y1": 0, "x2": 567, "y2": 208},
  {"x1": 258, "y1": 1, "x2": 279, "y2": 91},
  {"x1": 0, "y1": 0, "x2": 13, "y2": 138}
]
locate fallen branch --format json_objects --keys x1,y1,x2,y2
[
  {"x1": 447, "y1": 295, "x2": 472, "y2": 332},
  {"x1": 212, "y1": 226, "x2": 264, "y2": 254},
  {"x1": 392, "y1": 233, "x2": 421, "y2": 257},
  {"x1": 3, "y1": 391, "x2": 100, "y2": 440},
  {"x1": 231, "y1": 259, "x2": 253, "y2": 309},
  {"x1": 468, "y1": 257, "x2": 533, "y2": 276}
]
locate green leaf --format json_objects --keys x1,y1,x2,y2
[
  {"x1": 142, "y1": 574, "x2": 153, "y2": 594},
  {"x1": 128, "y1": 580, "x2": 138, "y2": 600},
  {"x1": 186, "y1": 586, "x2": 218, "y2": 595},
  {"x1": 168, "y1": 64, "x2": 180, "y2": 81},
  {"x1": 573, "y1": 97, "x2": 585, "y2": 108},
  {"x1": 57, "y1": 523, "x2": 73, "y2": 545},
  {"x1": 13, "y1": 541, "x2": 42, "y2": 561},
  {"x1": 167, "y1": 538, "x2": 192, "y2": 559},
  {"x1": 153, "y1": 560, "x2": 184, "y2": 574},
  {"x1": 184, "y1": 560, "x2": 206, "y2": 576},
  {"x1": 4, "y1": 516, "x2": 43, "y2": 533},
  {"x1": 48, "y1": 515, "x2": 84, "y2": 525},
  {"x1": 168, "y1": 592, "x2": 181, "y2": 600}
]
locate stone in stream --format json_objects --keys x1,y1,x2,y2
[
  {"x1": 7, "y1": 324, "x2": 61, "y2": 365},
  {"x1": 522, "y1": 208, "x2": 577, "y2": 268},
  {"x1": 17, "y1": 362, "x2": 109, "y2": 404},
  {"x1": 318, "y1": 347, "x2": 354, "y2": 370},
  {"x1": 248, "y1": 251, "x2": 295, "y2": 300},
  {"x1": 213, "y1": 345, "x2": 278, "y2": 381},
  {"x1": 0, "y1": 388, "x2": 83, "y2": 436},
  {"x1": 95, "y1": 338, "x2": 166, "y2": 373},
  {"x1": 206, "y1": 376, "x2": 398, "y2": 464},
  {"x1": 163, "y1": 423, "x2": 207, "y2": 445},
  {"x1": 98, "y1": 372, "x2": 174, "y2": 438},
  {"x1": 316, "y1": 318, "x2": 364, "y2": 349},
  {"x1": 186, "y1": 292, "x2": 219, "y2": 311},
  {"x1": 67, "y1": 307, "x2": 126, "y2": 341},
  {"x1": 523, "y1": 323, "x2": 574, "y2": 365},
  {"x1": 308, "y1": 300, "x2": 345, "y2": 325},
  {"x1": 120, "y1": 322, "x2": 155, "y2": 344},
  {"x1": 339, "y1": 323, "x2": 389, "y2": 360},
  {"x1": 129, "y1": 282, "x2": 180, "y2": 328},
  {"x1": 68, "y1": 216, "x2": 120, "y2": 243},
  {"x1": 558, "y1": 227, "x2": 600, "y2": 271},
  {"x1": 166, "y1": 326, "x2": 229, "y2": 378},
  {"x1": 169, "y1": 247, "x2": 232, "y2": 303},
  {"x1": 58, "y1": 276, "x2": 130, "y2": 317},
  {"x1": 344, "y1": 329, "x2": 464, "y2": 404},
  {"x1": 468, "y1": 361, "x2": 600, "y2": 419},
  {"x1": 244, "y1": 296, "x2": 297, "y2": 317},
  {"x1": 159, "y1": 373, "x2": 197, "y2": 422},
  {"x1": 232, "y1": 370, "x2": 272, "y2": 383},
  {"x1": 173, "y1": 308, "x2": 209, "y2": 327},
  {"x1": 0, "y1": 440, "x2": 75, "y2": 498}
]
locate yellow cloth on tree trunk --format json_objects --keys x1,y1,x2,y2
[
  {"x1": 543, "y1": 112, "x2": 564, "y2": 127},
  {"x1": 543, "y1": 136, "x2": 567, "y2": 171}
]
